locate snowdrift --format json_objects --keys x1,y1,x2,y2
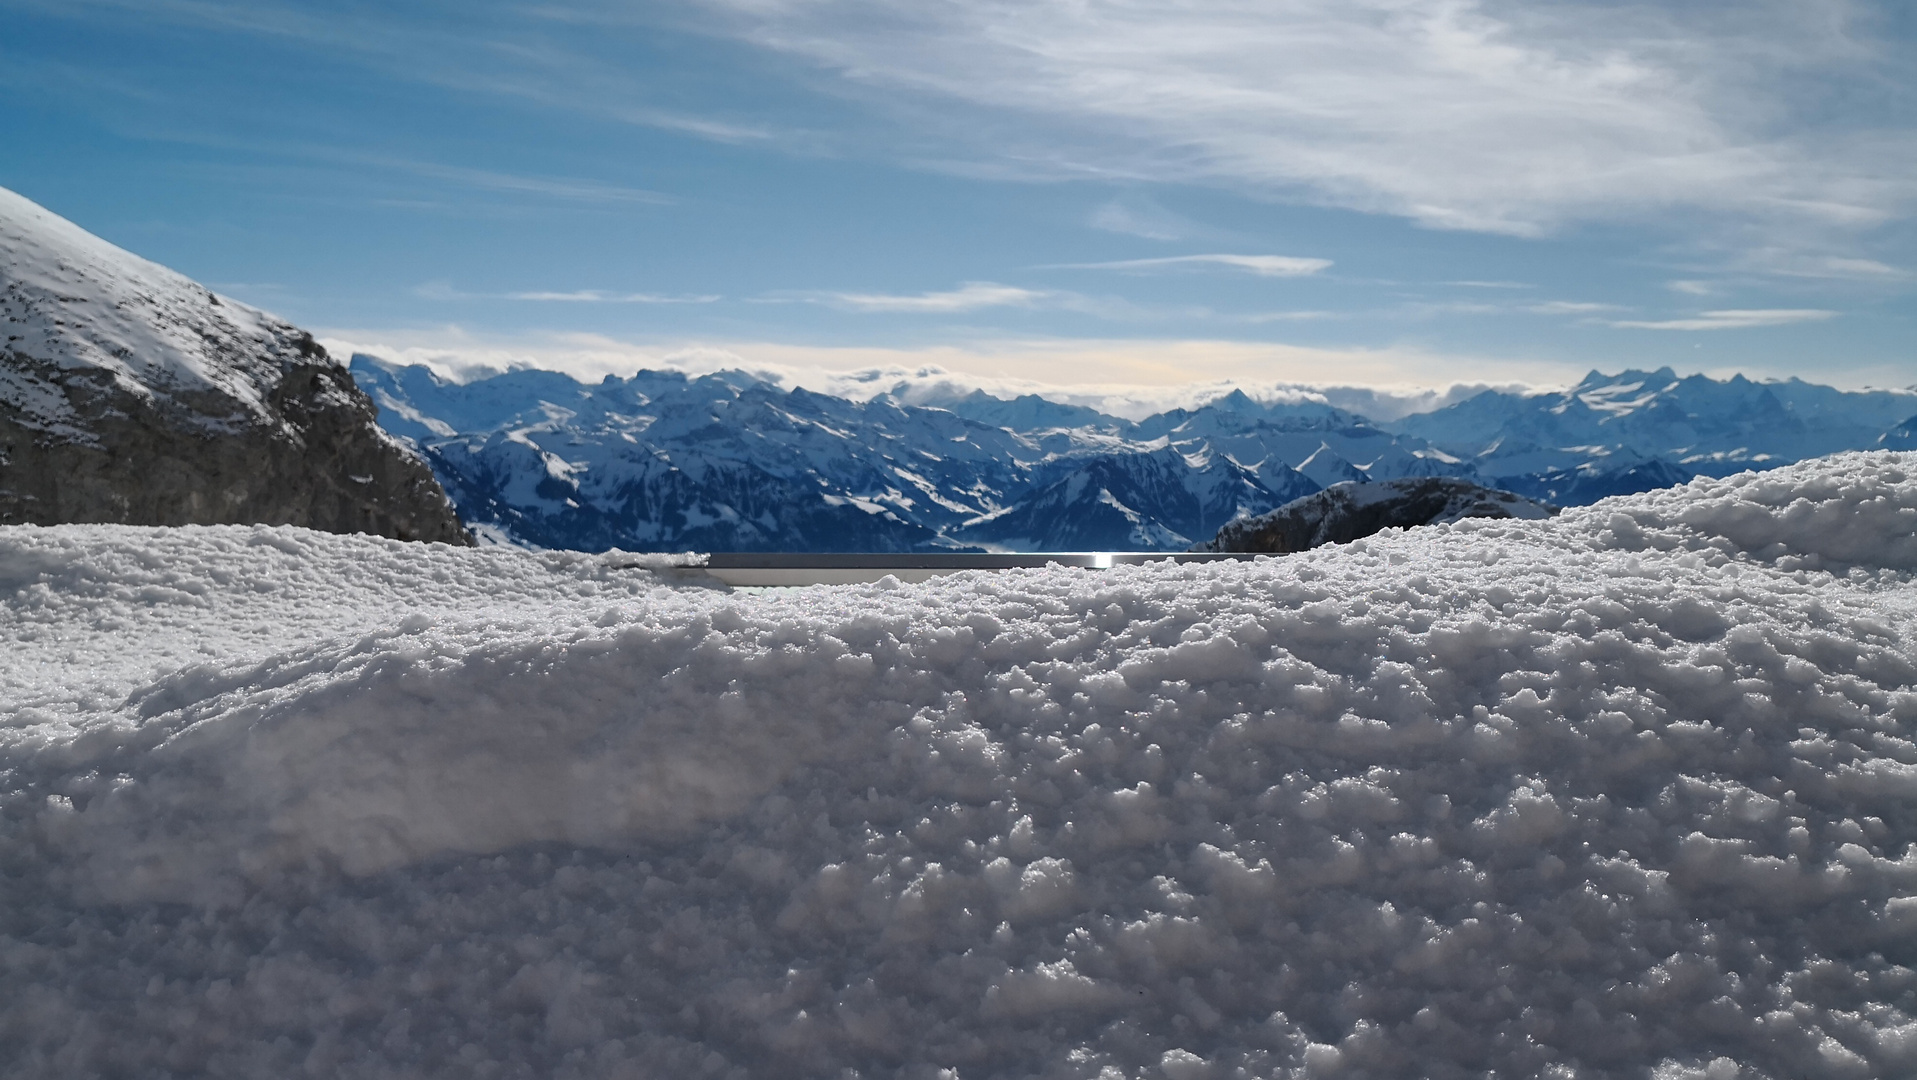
[{"x1": 7, "y1": 452, "x2": 1917, "y2": 1078}]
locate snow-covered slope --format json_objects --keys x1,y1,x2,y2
[
  {"x1": 0, "y1": 188, "x2": 292, "y2": 435},
  {"x1": 0, "y1": 188, "x2": 468, "y2": 542},
  {"x1": 8, "y1": 452, "x2": 1917, "y2": 1077}
]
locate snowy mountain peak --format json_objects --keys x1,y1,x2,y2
[
  {"x1": 1, "y1": 189, "x2": 468, "y2": 542},
  {"x1": 1575, "y1": 366, "x2": 1678, "y2": 392},
  {"x1": 896, "y1": 387, "x2": 1126, "y2": 432},
  {"x1": 1394, "y1": 368, "x2": 1917, "y2": 506},
  {"x1": 1295, "y1": 442, "x2": 1369, "y2": 487},
  {"x1": 0, "y1": 187, "x2": 318, "y2": 439},
  {"x1": 1141, "y1": 391, "x2": 1364, "y2": 437},
  {"x1": 1214, "y1": 387, "x2": 1258, "y2": 411}
]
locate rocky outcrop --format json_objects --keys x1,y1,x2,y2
[
  {"x1": 1193, "y1": 476, "x2": 1556, "y2": 553},
  {"x1": 0, "y1": 187, "x2": 468, "y2": 543}
]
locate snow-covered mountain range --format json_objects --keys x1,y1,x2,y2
[
  {"x1": 1396, "y1": 369, "x2": 1917, "y2": 504},
  {"x1": 354, "y1": 355, "x2": 1917, "y2": 553},
  {"x1": 352, "y1": 359, "x2": 1485, "y2": 552}
]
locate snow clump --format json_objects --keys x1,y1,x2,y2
[{"x1": 5, "y1": 451, "x2": 1917, "y2": 1079}]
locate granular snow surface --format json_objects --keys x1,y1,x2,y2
[{"x1": 8, "y1": 453, "x2": 1917, "y2": 1079}]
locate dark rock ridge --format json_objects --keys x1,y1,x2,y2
[
  {"x1": 0, "y1": 187, "x2": 468, "y2": 543},
  {"x1": 1193, "y1": 477, "x2": 1558, "y2": 554}
]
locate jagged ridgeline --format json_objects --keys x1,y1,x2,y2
[
  {"x1": 355, "y1": 355, "x2": 1917, "y2": 554},
  {"x1": 0, "y1": 188, "x2": 468, "y2": 544},
  {"x1": 351, "y1": 363, "x2": 1465, "y2": 553}
]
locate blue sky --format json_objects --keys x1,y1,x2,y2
[{"x1": 2, "y1": 0, "x2": 1913, "y2": 397}]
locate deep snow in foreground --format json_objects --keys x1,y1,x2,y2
[{"x1": 8, "y1": 454, "x2": 1917, "y2": 1078}]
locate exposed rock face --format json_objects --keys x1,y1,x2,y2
[
  {"x1": 0, "y1": 187, "x2": 468, "y2": 543},
  {"x1": 1193, "y1": 476, "x2": 1557, "y2": 553}
]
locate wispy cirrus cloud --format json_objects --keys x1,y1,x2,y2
[
  {"x1": 1087, "y1": 195, "x2": 1212, "y2": 241},
  {"x1": 1239, "y1": 310, "x2": 1341, "y2": 324},
  {"x1": 1611, "y1": 309, "x2": 1838, "y2": 331},
  {"x1": 1527, "y1": 301, "x2": 1625, "y2": 316},
  {"x1": 506, "y1": 290, "x2": 718, "y2": 303},
  {"x1": 817, "y1": 282, "x2": 1048, "y2": 313},
  {"x1": 802, "y1": 283, "x2": 1220, "y2": 322},
  {"x1": 22, "y1": 0, "x2": 778, "y2": 152},
  {"x1": 1401, "y1": 298, "x2": 1625, "y2": 320},
  {"x1": 1051, "y1": 254, "x2": 1331, "y2": 278},
  {"x1": 416, "y1": 282, "x2": 717, "y2": 303},
  {"x1": 701, "y1": 0, "x2": 1917, "y2": 245},
  {"x1": 1766, "y1": 255, "x2": 1911, "y2": 281},
  {"x1": 39, "y1": 0, "x2": 1914, "y2": 269},
  {"x1": 121, "y1": 131, "x2": 680, "y2": 209},
  {"x1": 389, "y1": 161, "x2": 672, "y2": 205}
]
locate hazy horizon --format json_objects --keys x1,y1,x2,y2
[{"x1": 332, "y1": 335, "x2": 1916, "y2": 425}]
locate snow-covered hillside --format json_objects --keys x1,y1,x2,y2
[
  {"x1": 0, "y1": 187, "x2": 467, "y2": 542},
  {"x1": 0, "y1": 187, "x2": 297, "y2": 436},
  {"x1": 7, "y1": 453, "x2": 1917, "y2": 1078}
]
